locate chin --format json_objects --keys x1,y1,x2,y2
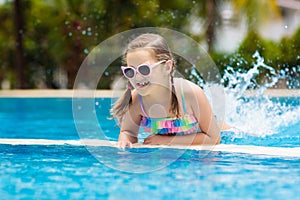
[
  {"x1": 136, "y1": 85, "x2": 153, "y2": 96},
  {"x1": 136, "y1": 88, "x2": 150, "y2": 96}
]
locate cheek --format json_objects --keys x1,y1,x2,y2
[
  {"x1": 152, "y1": 68, "x2": 169, "y2": 79},
  {"x1": 150, "y1": 69, "x2": 169, "y2": 86},
  {"x1": 152, "y1": 67, "x2": 164, "y2": 76},
  {"x1": 128, "y1": 79, "x2": 136, "y2": 87}
]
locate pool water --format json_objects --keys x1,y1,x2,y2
[
  {"x1": 0, "y1": 97, "x2": 299, "y2": 199},
  {"x1": 1, "y1": 144, "x2": 299, "y2": 199}
]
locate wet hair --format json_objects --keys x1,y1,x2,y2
[{"x1": 110, "y1": 33, "x2": 180, "y2": 124}]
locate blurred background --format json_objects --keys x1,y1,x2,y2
[{"x1": 0, "y1": 0, "x2": 299, "y2": 90}]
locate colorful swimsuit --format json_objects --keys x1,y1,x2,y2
[{"x1": 139, "y1": 88, "x2": 201, "y2": 136}]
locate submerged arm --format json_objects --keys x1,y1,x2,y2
[{"x1": 143, "y1": 132, "x2": 219, "y2": 145}]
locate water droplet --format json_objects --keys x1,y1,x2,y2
[
  {"x1": 68, "y1": 32, "x2": 73, "y2": 37},
  {"x1": 84, "y1": 49, "x2": 89, "y2": 54},
  {"x1": 284, "y1": 25, "x2": 288, "y2": 29},
  {"x1": 82, "y1": 30, "x2": 86, "y2": 35}
]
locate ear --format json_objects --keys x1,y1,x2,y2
[{"x1": 164, "y1": 60, "x2": 173, "y2": 74}]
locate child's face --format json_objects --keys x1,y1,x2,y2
[{"x1": 126, "y1": 49, "x2": 169, "y2": 96}]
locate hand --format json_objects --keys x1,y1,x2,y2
[
  {"x1": 117, "y1": 140, "x2": 133, "y2": 149},
  {"x1": 143, "y1": 134, "x2": 172, "y2": 145}
]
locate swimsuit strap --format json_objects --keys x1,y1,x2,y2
[
  {"x1": 180, "y1": 79, "x2": 188, "y2": 114},
  {"x1": 138, "y1": 94, "x2": 148, "y2": 117}
]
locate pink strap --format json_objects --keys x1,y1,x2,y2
[
  {"x1": 138, "y1": 94, "x2": 148, "y2": 117},
  {"x1": 127, "y1": 84, "x2": 133, "y2": 90}
]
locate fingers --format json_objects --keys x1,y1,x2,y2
[
  {"x1": 143, "y1": 135, "x2": 153, "y2": 145},
  {"x1": 143, "y1": 138, "x2": 149, "y2": 144},
  {"x1": 117, "y1": 140, "x2": 133, "y2": 149},
  {"x1": 143, "y1": 135, "x2": 171, "y2": 145},
  {"x1": 128, "y1": 141, "x2": 133, "y2": 148},
  {"x1": 143, "y1": 135, "x2": 158, "y2": 145}
]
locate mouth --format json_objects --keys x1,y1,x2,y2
[{"x1": 136, "y1": 81, "x2": 150, "y2": 88}]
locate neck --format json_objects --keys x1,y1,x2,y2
[
  {"x1": 143, "y1": 84, "x2": 172, "y2": 104},
  {"x1": 141, "y1": 86, "x2": 172, "y2": 118}
]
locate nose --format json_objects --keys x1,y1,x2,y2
[{"x1": 134, "y1": 72, "x2": 144, "y2": 80}]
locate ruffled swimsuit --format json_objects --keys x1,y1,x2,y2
[{"x1": 139, "y1": 86, "x2": 201, "y2": 136}]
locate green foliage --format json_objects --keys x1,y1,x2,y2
[
  {"x1": 231, "y1": 0, "x2": 281, "y2": 30},
  {"x1": 0, "y1": 0, "x2": 299, "y2": 89},
  {"x1": 213, "y1": 27, "x2": 300, "y2": 88},
  {"x1": 0, "y1": 2, "x2": 14, "y2": 85},
  {"x1": 0, "y1": 0, "x2": 201, "y2": 89}
]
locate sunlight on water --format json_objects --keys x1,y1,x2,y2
[{"x1": 205, "y1": 51, "x2": 300, "y2": 136}]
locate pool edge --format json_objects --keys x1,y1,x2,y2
[
  {"x1": 0, "y1": 89, "x2": 299, "y2": 97},
  {"x1": 0, "y1": 138, "x2": 299, "y2": 158}
]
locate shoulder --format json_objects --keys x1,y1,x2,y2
[
  {"x1": 173, "y1": 78, "x2": 205, "y2": 99},
  {"x1": 131, "y1": 90, "x2": 140, "y2": 107},
  {"x1": 130, "y1": 90, "x2": 143, "y2": 114}
]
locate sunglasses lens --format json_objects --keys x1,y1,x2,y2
[
  {"x1": 138, "y1": 65, "x2": 151, "y2": 76},
  {"x1": 124, "y1": 68, "x2": 135, "y2": 78}
]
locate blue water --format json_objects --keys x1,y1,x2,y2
[
  {"x1": 1, "y1": 144, "x2": 299, "y2": 199},
  {"x1": 0, "y1": 97, "x2": 299, "y2": 146},
  {"x1": 0, "y1": 97, "x2": 299, "y2": 199}
]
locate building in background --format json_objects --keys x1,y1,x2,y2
[{"x1": 215, "y1": 0, "x2": 300, "y2": 52}]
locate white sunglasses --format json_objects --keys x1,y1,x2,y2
[{"x1": 121, "y1": 60, "x2": 166, "y2": 79}]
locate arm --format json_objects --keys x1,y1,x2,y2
[
  {"x1": 192, "y1": 84, "x2": 221, "y2": 145},
  {"x1": 117, "y1": 93, "x2": 141, "y2": 149},
  {"x1": 143, "y1": 80, "x2": 220, "y2": 146},
  {"x1": 118, "y1": 131, "x2": 138, "y2": 148},
  {"x1": 143, "y1": 132, "x2": 219, "y2": 145}
]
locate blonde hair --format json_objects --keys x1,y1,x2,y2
[{"x1": 110, "y1": 33, "x2": 180, "y2": 124}]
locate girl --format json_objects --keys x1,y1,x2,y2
[{"x1": 111, "y1": 33, "x2": 230, "y2": 149}]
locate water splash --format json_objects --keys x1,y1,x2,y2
[
  {"x1": 205, "y1": 51, "x2": 299, "y2": 137},
  {"x1": 221, "y1": 50, "x2": 277, "y2": 97}
]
